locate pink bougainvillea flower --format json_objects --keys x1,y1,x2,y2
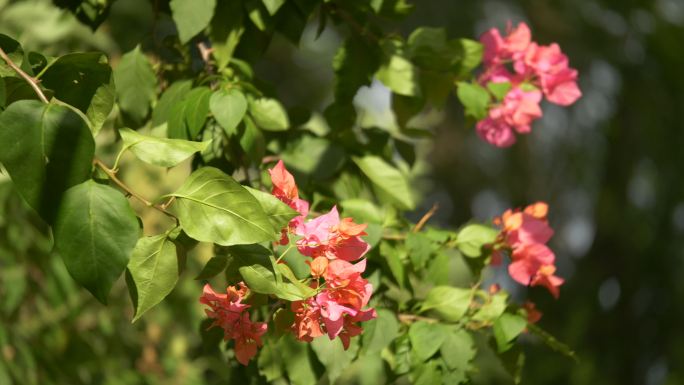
[
  {"x1": 521, "y1": 43, "x2": 582, "y2": 106},
  {"x1": 268, "y1": 160, "x2": 310, "y2": 245},
  {"x1": 337, "y1": 308, "x2": 377, "y2": 350},
  {"x1": 496, "y1": 204, "x2": 553, "y2": 248},
  {"x1": 476, "y1": 113, "x2": 517, "y2": 147},
  {"x1": 501, "y1": 88, "x2": 543, "y2": 133},
  {"x1": 481, "y1": 22, "x2": 531, "y2": 65},
  {"x1": 296, "y1": 206, "x2": 370, "y2": 262},
  {"x1": 308, "y1": 256, "x2": 329, "y2": 278},
  {"x1": 508, "y1": 242, "x2": 556, "y2": 285},
  {"x1": 199, "y1": 283, "x2": 267, "y2": 365},
  {"x1": 530, "y1": 264, "x2": 564, "y2": 298},
  {"x1": 476, "y1": 22, "x2": 581, "y2": 147}
]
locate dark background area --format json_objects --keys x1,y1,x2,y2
[{"x1": 1, "y1": 0, "x2": 683, "y2": 384}]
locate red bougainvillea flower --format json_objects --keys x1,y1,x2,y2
[
  {"x1": 493, "y1": 202, "x2": 564, "y2": 298},
  {"x1": 523, "y1": 301, "x2": 543, "y2": 324},
  {"x1": 268, "y1": 160, "x2": 310, "y2": 244},
  {"x1": 290, "y1": 258, "x2": 376, "y2": 348},
  {"x1": 476, "y1": 22, "x2": 581, "y2": 147},
  {"x1": 291, "y1": 297, "x2": 325, "y2": 342},
  {"x1": 296, "y1": 206, "x2": 370, "y2": 262},
  {"x1": 199, "y1": 283, "x2": 267, "y2": 365}
]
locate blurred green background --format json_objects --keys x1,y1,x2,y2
[{"x1": 1, "y1": 0, "x2": 682, "y2": 384}]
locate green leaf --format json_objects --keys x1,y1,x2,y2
[
  {"x1": 456, "y1": 223, "x2": 498, "y2": 258},
  {"x1": 407, "y1": 27, "x2": 461, "y2": 72},
  {"x1": 275, "y1": 263, "x2": 316, "y2": 298},
  {"x1": 493, "y1": 313, "x2": 528, "y2": 353},
  {"x1": 352, "y1": 155, "x2": 415, "y2": 210},
  {"x1": 195, "y1": 254, "x2": 229, "y2": 280},
  {"x1": 166, "y1": 167, "x2": 277, "y2": 245},
  {"x1": 412, "y1": 359, "x2": 441, "y2": 385},
  {"x1": 210, "y1": 88, "x2": 247, "y2": 136},
  {"x1": 332, "y1": 38, "x2": 381, "y2": 103},
  {"x1": 249, "y1": 97, "x2": 290, "y2": 131},
  {"x1": 119, "y1": 128, "x2": 209, "y2": 167},
  {"x1": 0, "y1": 100, "x2": 94, "y2": 224},
  {"x1": 361, "y1": 309, "x2": 399, "y2": 355},
  {"x1": 379, "y1": 241, "x2": 406, "y2": 288},
  {"x1": 0, "y1": 34, "x2": 23, "y2": 77},
  {"x1": 183, "y1": 87, "x2": 212, "y2": 138},
  {"x1": 408, "y1": 321, "x2": 448, "y2": 361},
  {"x1": 40, "y1": 52, "x2": 115, "y2": 134},
  {"x1": 420, "y1": 286, "x2": 472, "y2": 322},
  {"x1": 0, "y1": 78, "x2": 6, "y2": 108},
  {"x1": 210, "y1": 0, "x2": 245, "y2": 69},
  {"x1": 262, "y1": 0, "x2": 285, "y2": 15},
  {"x1": 456, "y1": 39, "x2": 483, "y2": 77},
  {"x1": 127, "y1": 234, "x2": 178, "y2": 321},
  {"x1": 258, "y1": 337, "x2": 284, "y2": 381},
  {"x1": 377, "y1": 53, "x2": 420, "y2": 97},
  {"x1": 114, "y1": 46, "x2": 157, "y2": 123},
  {"x1": 170, "y1": 0, "x2": 217, "y2": 43},
  {"x1": 281, "y1": 335, "x2": 317, "y2": 385},
  {"x1": 152, "y1": 79, "x2": 192, "y2": 127},
  {"x1": 311, "y1": 337, "x2": 359, "y2": 385},
  {"x1": 406, "y1": 232, "x2": 434, "y2": 269},
  {"x1": 239, "y1": 264, "x2": 277, "y2": 295},
  {"x1": 239, "y1": 115, "x2": 266, "y2": 164},
  {"x1": 281, "y1": 135, "x2": 346, "y2": 180},
  {"x1": 487, "y1": 81, "x2": 512, "y2": 101},
  {"x1": 456, "y1": 82, "x2": 490, "y2": 120},
  {"x1": 167, "y1": 101, "x2": 189, "y2": 139},
  {"x1": 440, "y1": 328, "x2": 475, "y2": 372},
  {"x1": 472, "y1": 291, "x2": 508, "y2": 323},
  {"x1": 54, "y1": 180, "x2": 140, "y2": 304},
  {"x1": 243, "y1": 186, "x2": 298, "y2": 232}
]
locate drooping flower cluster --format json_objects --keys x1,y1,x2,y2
[
  {"x1": 476, "y1": 22, "x2": 582, "y2": 147},
  {"x1": 268, "y1": 161, "x2": 377, "y2": 349},
  {"x1": 493, "y1": 202, "x2": 564, "y2": 298},
  {"x1": 199, "y1": 283, "x2": 267, "y2": 365}
]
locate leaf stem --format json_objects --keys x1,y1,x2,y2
[
  {"x1": 275, "y1": 244, "x2": 295, "y2": 264},
  {"x1": 93, "y1": 159, "x2": 177, "y2": 219},
  {"x1": 0, "y1": 46, "x2": 49, "y2": 103},
  {"x1": 412, "y1": 203, "x2": 439, "y2": 233}
]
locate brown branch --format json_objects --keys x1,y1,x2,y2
[
  {"x1": 94, "y1": 159, "x2": 177, "y2": 219},
  {"x1": 0, "y1": 46, "x2": 49, "y2": 103},
  {"x1": 412, "y1": 203, "x2": 439, "y2": 233}
]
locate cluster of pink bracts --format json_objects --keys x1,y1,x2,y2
[
  {"x1": 200, "y1": 161, "x2": 376, "y2": 365},
  {"x1": 493, "y1": 202, "x2": 564, "y2": 298},
  {"x1": 476, "y1": 22, "x2": 582, "y2": 147}
]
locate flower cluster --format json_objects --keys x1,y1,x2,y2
[
  {"x1": 493, "y1": 202, "x2": 564, "y2": 298},
  {"x1": 199, "y1": 283, "x2": 268, "y2": 365},
  {"x1": 269, "y1": 161, "x2": 377, "y2": 350},
  {"x1": 476, "y1": 22, "x2": 582, "y2": 147}
]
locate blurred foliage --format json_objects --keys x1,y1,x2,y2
[{"x1": 0, "y1": 0, "x2": 682, "y2": 384}]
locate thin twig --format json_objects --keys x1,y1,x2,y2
[
  {"x1": 397, "y1": 313, "x2": 440, "y2": 324},
  {"x1": 412, "y1": 203, "x2": 439, "y2": 233},
  {"x1": 0, "y1": 46, "x2": 49, "y2": 103},
  {"x1": 94, "y1": 159, "x2": 177, "y2": 219},
  {"x1": 325, "y1": 3, "x2": 380, "y2": 42}
]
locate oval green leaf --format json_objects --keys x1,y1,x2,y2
[
  {"x1": 127, "y1": 234, "x2": 179, "y2": 321},
  {"x1": 210, "y1": 88, "x2": 247, "y2": 136},
  {"x1": 53, "y1": 180, "x2": 140, "y2": 304},
  {"x1": 167, "y1": 167, "x2": 276, "y2": 245},
  {"x1": 119, "y1": 127, "x2": 210, "y2": 167},
  {"x1": 0, "y1": 100, "x2": 94, "y2": 224}
]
